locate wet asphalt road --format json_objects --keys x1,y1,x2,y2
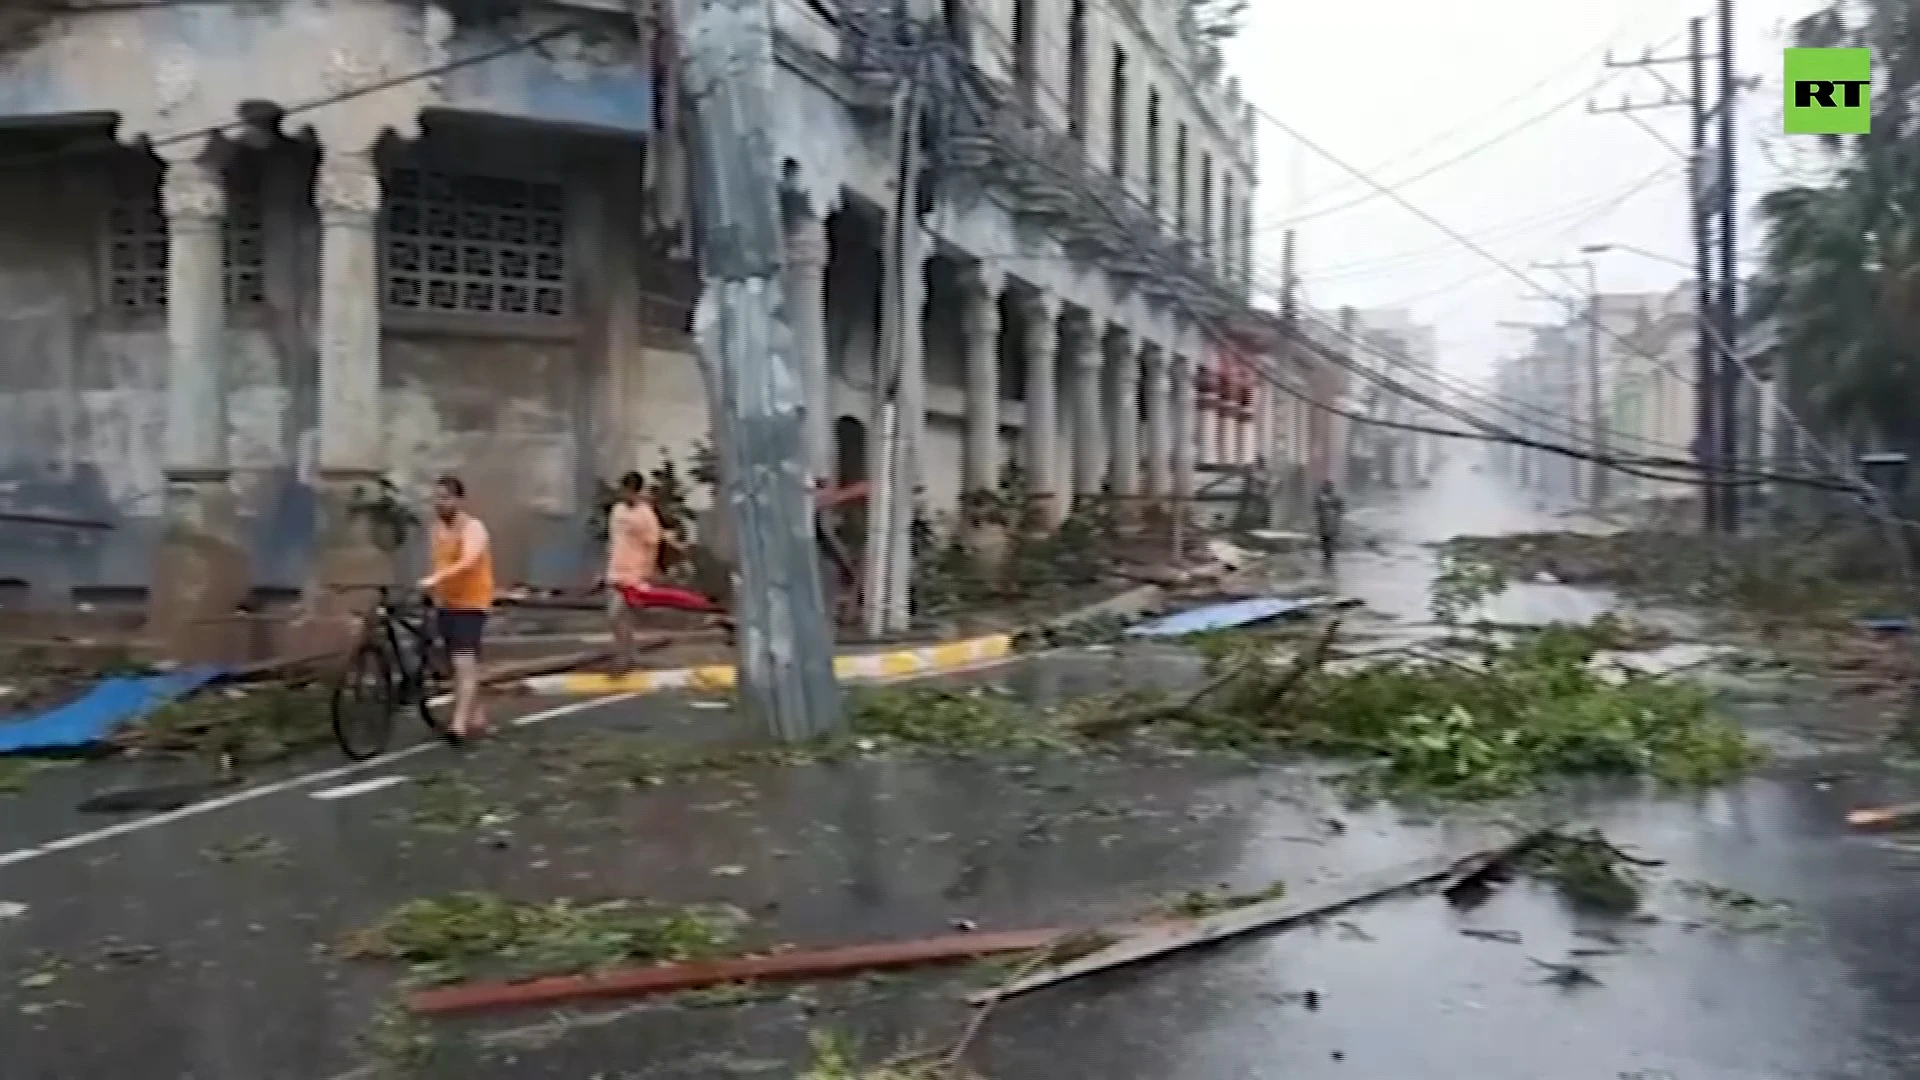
[{"x1": 6, "y1": 451, "x2": 1920, "y2": 1079}]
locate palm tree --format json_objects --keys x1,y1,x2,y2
[{"x1": 1753, "y1": 0, "x2": 1920, "y2": 452}]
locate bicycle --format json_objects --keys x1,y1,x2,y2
[{"x1": 330, "y1": 586, "x2": 453, "y2": 761}]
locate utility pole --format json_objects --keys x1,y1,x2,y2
[
  {"x1": 669, "y1": 0, "x2": 842, "y2": 739},
  {"x1": 862, "y1": 83, "x2": 926, "y2": 638},
  {"x1": 1591, "y1": 8, "x2": 1740, "y2": 533},
  {"x1": 1714, "y1": 0, "x2": 1740, "y2": 532}
]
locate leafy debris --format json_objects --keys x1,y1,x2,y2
[
  {"x1": 1160, "y1": 880, "x2": 1287, "y2": 919},
  {"x1": 800, "y1": 1030, "x2": 983, "y2": 1080},
  {"x1": 843, "y1": 685, "x2": 1078, "y2": 756},
  {"x1": 359, "y1": 999, "x2": 442, "y2": 1078},
  {"x1": 121, "y1": 683, "x2": 333, "y2": 765},
  {"x1": 202, "y1": 833, "x2": 290, "y2": 866},
  {"x1": 1530, "y1": 956, "x2": 1603, "y2": 989},
  {"x1": 391, "y1": 772, "x2": 516, "y2": 834},
  {"x1": 342, "y1": 891, "x2": 748, "y2": 987},
  {"x1": 1117, "y1": 621, "x2": 1761, "y2": 803},
  {"x1": 1672, "y1": 879, "x2": 1802, "y2": 933},
  {"x1": 0, "y1": 756, "x2": 73, "y2": 796},
  {"x1": 1517, "y1": 829, "x2": 1655, "y2": 915}
]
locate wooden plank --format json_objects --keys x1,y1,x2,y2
[
  {"x1": 1847, "y1": 802, "x2": 1920, "y2": 829},
  {"x1": 968, "y1": 831, "x2": 1527, "y2": 1005},
  {"x1": 408, "y1": 926, "x2": 1064, "y2": 1016}
]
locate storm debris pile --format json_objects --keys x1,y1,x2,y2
[
  {"x1": 1117, "y1": 620, "x2": 1760, "y2": 802},
  {"x1": 1515, "y1": 828, "x2": 1656, "y2": 914},
  {"x1": 1440, "y1": 529, "x2": 1898, "y2": 623},
  {"x1": 342, "y1": 891, "x2": 748, "y2": 987},
  {"x1": 119, "y1": 683, "x2": 333, "y2": 765}
]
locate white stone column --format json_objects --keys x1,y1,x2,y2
[
  {"x1": 960, "y1": 263, "x2": 1003, "y2": 517},
  {"x1": 316, "y1": 147, "x2": 383, "y2": 473},
  {"x1": 150, "y1": 141, "x2": 249, "y2": 653},
  {"x1": 1019, "y1": 290, "x2": 1061, "y2": 525},
  {"x1": 1195, "y1": 366, "x2": 1215, "y2": 468},
  {"x1": 161, "y1": 149, "x2": 229, "y2": 476},
  {"x1": 1067, "y1": 314, "x2": 1105, "y2": 503},
  {"x1": 312, "y1": 145, "x2": 390, "y2": 593},
  {"x1": 1105, "y1": 327, "x2": 1141, "y2": 508},
  {"x1": 1172, "y1": 352, "x2": 1197, "y2": 508},
  {"x1": 1142, "y1": 343, "x2": 1172, "y2": 502},
  {"x1": 783, "y1": 204, "x2": 833, "y2": 481}
]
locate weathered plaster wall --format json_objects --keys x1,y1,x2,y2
[{"x1": 0, "y1": 141, "x2": 315, "y2": 603}]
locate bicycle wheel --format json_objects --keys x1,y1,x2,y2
[
  {"x1": 411, "y1": 635, "x2": 451, "y2": 736},
  {"x1": 331, "y1": 641, "x2": 397, "y2": 761}
]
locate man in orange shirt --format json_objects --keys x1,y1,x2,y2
[
  {"x1": 419, "y1": 475, "x2": 495, "y2": 742},
  {"x1": 604, "y1": 471, "x2": 662, "y2": 672}
]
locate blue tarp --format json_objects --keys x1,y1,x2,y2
[
  {"x1": 1127, "y1": 595, "x2": 1341, "y2": 639},
  {"x1": 0, "y1": 667, "x2": 224, "y2": 754}
]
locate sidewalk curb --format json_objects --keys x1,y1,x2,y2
[{"x1": 515, "y1": 633, "x2": 1017, "y2": 696}]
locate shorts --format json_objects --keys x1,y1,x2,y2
[{"x1": 437, "y1": 608, "x2": 488, "y2": 655}]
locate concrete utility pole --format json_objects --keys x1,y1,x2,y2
[
  {"x1": 1593, "y1": 9, "x2": 1740, "y2": 533},
  {"x1": 863, "y1": 85, "x2": 925, "y2": 638},
  {"x1": 668, "y1": 0, "x2": 841, "y2": 740}
]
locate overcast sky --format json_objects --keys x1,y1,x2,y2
[{"x1": 1224, "y1": 0, "x2": 1835, "y2": 385}]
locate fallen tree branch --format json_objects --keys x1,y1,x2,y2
[{"x1": 1254, "y1": 616, "x2": 1343, "y2": 714}]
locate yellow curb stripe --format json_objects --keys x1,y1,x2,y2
[{"x1": 522, "y1": 633, "x2": 1018, "y2": 698}]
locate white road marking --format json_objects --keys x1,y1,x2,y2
[
  {"x1": 0, "y1": 692, "x2": 641, "y2": 871},
  {"x1": 311, "y1": 775, "x2": 410, "y2": 801}
]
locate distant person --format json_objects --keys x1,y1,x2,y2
[
  {"x1": 603, "y1": 471, "x2": 663, "y2": 672},
  {"x1": 1313, "y1": 480, "x2": 1345, "y2": 567},
  {"x1": 418, "y1": 475, "x2": 494, "y2": 743}
]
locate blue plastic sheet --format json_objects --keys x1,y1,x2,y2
[
  {"x1": 0, "y1": 667, "x2": 223, "y2": 754},
  {"x1": 1127, "y1": 596, "x2": 1338, "y2": 639}
]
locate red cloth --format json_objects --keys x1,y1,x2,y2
[{"x1": 614, "y1": 582, "x2": 724, "y2": 613}]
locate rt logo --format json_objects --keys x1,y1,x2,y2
[{"x1": 1784, "y1": 47, "x2": 1870, "y2": 134}]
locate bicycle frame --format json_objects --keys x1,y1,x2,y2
[{"x1": 365, "y1": 587, "x2": 444, "y2": 695}]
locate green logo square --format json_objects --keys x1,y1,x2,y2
[{"x1": 1785, "y1": 48, "x2": 1870, "y2": 134}]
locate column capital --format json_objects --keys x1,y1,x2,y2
[
  {"x1": 1015, "y1": 287, "x2": 1058, "y2": 325},
  {"x1": 1140, "y1": 339, "x2": 1168, "y2": 370},
  {"x1": 315, "y1": 148, "x2": 381, "y2": 223},
  {"x1": 958, "y1": 260, "x2": 1005, "y2": 304},
  {"x1": 160, "y1": 153, "x2": 226, "y2": 225},
  {"x1": 784, "y1": 211, "x2": 828, "y2": 270},
  {"x1": 1102, "y1": 324, "x2": 1135, "y2": 361}
]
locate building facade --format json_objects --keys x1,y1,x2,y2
[{"x1": 0, "y1": 0, "x2": 1263, "y2": 630}]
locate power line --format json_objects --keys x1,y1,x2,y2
[
  {"x1": 1296, "y1": 166, "x2": 1685, "y2": 282},
  {"x1": 1262, "y1": 54, "x2": 1672, "y2": 229},
  {"x1": 1271, "y1": 18, "x2": 1682, "y2": 214}
]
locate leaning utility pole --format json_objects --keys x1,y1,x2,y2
[
  {"x1": 1593, "y1": 5, "x2": 1741, "y2": 533},
  {"x1": 668, "y1": 0, "x2": 842, "y2": 739},
  {"x1": 1712, "y1": 0, "x2": 1740, "y2": 532},
  {"x1": 862, "y1": 84, "x2": 925, "y2": 638}
]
